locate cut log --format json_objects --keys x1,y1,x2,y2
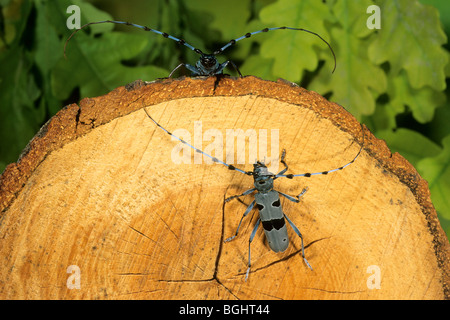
[{"x1": 0, "y1": 76, "x2": 448, "y2": 300}]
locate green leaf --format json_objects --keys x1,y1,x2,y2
[
  {"x1": 332, "y1": 0, "x2": 374, "y2": 38},
  {"x1": 186, "y1": 0, "x2": 250, "y2": 42},
  {"x1": 376, "y1": 128, "x2": 442, "y2": 166},
  {"x1": 305, "y1": 0, "x2": 387, "y2": 118},
  {"x1": 309, "y1": 27, "x2": 387, "y2": 118},
  {"x1": 229, "y1": 19, "x2": 273, "y2": 63},
  {"x1": 417, "y1": 135, "x2": 450, "y2": 220},
  {"x1": 34, "y1": 1, "x2": 63, "y2": 116},
  {"x1": 363, "y1": 103, "x2": 399, "y2": 132},
  {"x1": 43, "y1": 0, "x2": 114, "y2": 38},
  {"x1": 239, "y1": 55, "x2": 275, "y2": 79},
  {"x1": 0, "y1": 0, "x2": 43, "y2": 166},
  {"x1": 34, "y1": 2, "x2": 60, "y2": 75},
  {"x1": 70, "y1": 0, "x2": 115, "y2": 33},
  {"x1": 257, "y1": 0, "x2": 335, "y2": 80},
  {"x1": 185, "y1": 0, "x2": 254, "y2": 63},
  {"x1": 0, "y1": 161, "x2": 5, "y2": 175},
  {"x1": 429, "y1": 104, "x2": 450, "y2": 144},
  {"x1": 439, "y1": 215, "x2": 450, "y2": 239},
  {"x1": 52, "y1": 32, "x2": 168, "y2": 100},
  {"x1": 368, "y1": 0, "x2": 448, "y2": 91},
  {"x1": 387, "y1": 71, "x2": 446, "y2": 123},
  {"x1": 419, "y1": 0, "x2": 450, "y2": 35},
  {"x1": 0, "y1": 46, "x2": 42, "y2": 165}
]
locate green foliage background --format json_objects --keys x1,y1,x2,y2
[{"x1": 1, "y1": 0, "x2": 449, "y2": 238}]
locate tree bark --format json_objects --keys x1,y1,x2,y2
[{"x1": 0, "y1": 76, "x2": 448, "y2": 299}]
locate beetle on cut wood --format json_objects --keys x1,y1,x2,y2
[{"x1": 144, "y1": 108, "x2": 364, "y2": 281}]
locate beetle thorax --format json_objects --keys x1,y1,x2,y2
[
  {"x1": 196, "y1": 54, "x2": 219, "y2": 74},
  {"x1": 253, "y1": 162, "x2": 274, "y2": 193}
]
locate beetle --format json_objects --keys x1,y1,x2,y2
[
  {"x1": 143, "y1": 108, "x2": 364, "y2": 280},
  {"x1": 65, "y1": 20, "x2": 336, "y2": 77}
]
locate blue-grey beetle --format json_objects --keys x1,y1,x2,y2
[
  {"x1": 144, "y1": 108, "x2": 364, "y2": 281},
  {"x1": 65, "y1": 20, "x2": 336, "y2": 77}
]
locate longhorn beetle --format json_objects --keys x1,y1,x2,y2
[
  {"x1": 143, "y1": 108, "x2": 365, "y2": 281},
  {"x1": 65, "y1": 20, "x2": 336, "y2": 77}
]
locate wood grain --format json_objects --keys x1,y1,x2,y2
[{"x1": 0, "y1": 76, "x2": 448, "y2": 299}]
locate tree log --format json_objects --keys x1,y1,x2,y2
[{"x1": 0, "y1": 76, "x2": 448, "y2": 300}]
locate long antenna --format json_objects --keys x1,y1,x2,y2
[
  {"x1": 143, "y1": 108, "x2": 253, "y2": 176},
  {"x1": 64, "y1": 20, "x2": 203, "y2": 59},
  {"x1": 276, "y1": 124, "x2": 365, "y2": 178},
  {"x1": 214, "y1": 26, "x2": 336, "y2": 73}
]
